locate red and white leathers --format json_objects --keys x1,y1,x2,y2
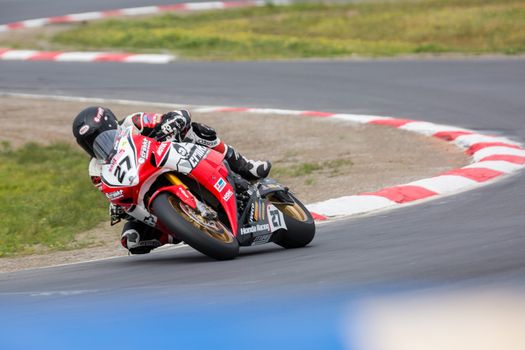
[{"x1": 89, "y1": 109, "x2": 270, "y2": 254}]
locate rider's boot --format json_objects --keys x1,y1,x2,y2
[
  {"x1": 224, "y1": 145, "x2": 271, "y2": 181},
  {"x1": 121, "y1": 221, "x2": 180, "y2": 255}
]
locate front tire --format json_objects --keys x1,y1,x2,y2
[
  {"x1": 152, "y1": 193, "x2": 239, "y2": 260},
  {"x1": 270, "y1": 194, "x2": 315, "y2": 249}
]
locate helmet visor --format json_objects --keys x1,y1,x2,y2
[{"x1": 93, "y1": 130, "x2": 118, "y2": 161}]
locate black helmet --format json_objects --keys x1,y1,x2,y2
[{"x1": 72, "y1": 106, "x2": 118, "y2": 158}]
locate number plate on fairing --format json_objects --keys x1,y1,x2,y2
[
  {"x1": 101, "y1": 135, "x2": 139, "y2": 187},
  {"x1": 267, "y1": 204, "x2": 287, "y2": 232}
]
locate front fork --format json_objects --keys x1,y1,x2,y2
[
  {"x1": 165, "y1": 173, "x2": 186, "y2": 187},
  {"x1": 164, "y1": 173, "x2": 217, "y2": 219}
]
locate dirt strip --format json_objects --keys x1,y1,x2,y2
[{"x1": 0, "y1": 96, "x2": 468, "y2": 272}]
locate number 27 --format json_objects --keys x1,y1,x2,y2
[{"x1": 114, "y1": 156, "x2": 131, "y2": 182}]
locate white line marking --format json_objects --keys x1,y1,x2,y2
[{"x1": 0, "y1": 244, "x2": 190, "y2": 275}]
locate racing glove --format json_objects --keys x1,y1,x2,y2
[{"x1": 154, "y1": 110, "x2": 191, "y2": 141}]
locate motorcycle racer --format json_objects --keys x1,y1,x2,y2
[{"x1": 72, "y1": 106, "x2": 271, "y2": 255}]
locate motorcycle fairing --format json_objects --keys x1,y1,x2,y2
[
  {"x1": 236, "y1": 197, "x2": 288, "y2": 247},
  {"x1": 184, "y1": 149, "x2": 239, "y2": 236},
  {"x1": 157, "y1": 142, "x2": 210, "y2": 175},
  {"x1": 258, "y1": 179, "x2": 289, "y2": 197},
  {"x1": 101, "y1": 131, "x2": 209, "y2": 218}
]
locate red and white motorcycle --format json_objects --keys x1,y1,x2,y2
[{"x1": 95, "y1": 126, "x2": 315, "y2": 260}]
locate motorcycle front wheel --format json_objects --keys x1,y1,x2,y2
[
  {"x1": 269, "y1": 193, "x2": 316, "y2": 249},
  {"x1": 152, "y1": 192, "x2": 239, "y2": 260}
]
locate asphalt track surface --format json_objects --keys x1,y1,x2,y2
[{"x1": 0, "y1": 0, "x2": 524, "y2": 347}]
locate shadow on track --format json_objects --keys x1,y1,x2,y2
[{"x1": 122, "y1": 244, "x2": 316, "y2": 266}]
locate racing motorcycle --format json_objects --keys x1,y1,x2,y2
[{"x1": 95, "y1": 126, "x2": 315, "y2": 260}]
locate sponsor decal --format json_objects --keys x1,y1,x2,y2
[
  {"x1": 264, "y1": 184, "x2": 281, "y2": 190},
  {"x1": 137, "y1": 240, "x2": 161, "y2": 248},
  {"x1": 143, "y1": 113, "x2": 160, "y2": 125},
  {"x1": 143, "y1": 215, "x2": 157, "y2": 227},
  {"x1": 138, "y1": 138, "x2": 151, "y2": 164},
  {"x1": 240, "y1": 223, "x2": 270, "y2": 236},
  {"x1": 156, "y1": 142, "x2": 169, "y2": 156},
  {"x1": 251, "y1": 234, "x2": 271, "y2": 245},
  {"x1": 248, "y1": 202, "x2": 256, "y2": 223},
  {"x1": 118, "y1": 135, "x2": 129, "y2": 149},
  {"x1": 173, "y1": 144, "x2": 188, "y2": 157},
  {"x1": 248, "y1": 202, "x2": 262, "y2": 222},
  {"x1": 189, "y1": 146, "x2": 208, "y2": 167},
  {"x1": 178, "y1": 187, "x2": 191, "y2": 199},
  {"x1": 106, "y1": 189, "x2": 124, "y2": 200},
  {"x1": 214, "y1": 177, "x2": 226, "y2": 193},
  {"x1": 79, "y1": 125, "x2": 90, "y2": 135},
  {"x1": 195, "y1": 138, "x2": 218, "y2": 148},
  {"x1": 223, "y1": 189, "x2": 233, "y2": 202},
  {"x1": 109, "y1": 149, "x2": 125, "y2": 172},
  {"x1": 94, "y1": 107, "x2": 104, "y2": 123},
  {"x1": 259, "y1": 202, "x2": 265, "y2": 221},
  {"x1": 175, "y1": 159, "x2": 193, "y2": 174}
]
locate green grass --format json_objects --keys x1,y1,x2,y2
[
  {"x1": 51, "y1": 0, "x2": 525, "y2": 59},
  {"x1": 0, "y1": 142, "x2": 107, "y2": 257},
  {"x1": 272, "y1": 162, "x2": 319, "y2": 178},
  {"x1": 272, "y1": 158, "x2": 353, "y2": 182}
]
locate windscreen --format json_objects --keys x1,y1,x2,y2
[{"x1": 93, "y1": 130, "x2": 118, "y2": 161}]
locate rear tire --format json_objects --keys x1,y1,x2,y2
[
  {"x1": 271, "y1": 194, "x2": 315, "y2": 249},
  {"x1": 152, "y1": 193, "x2": 239, "y2": 260}
]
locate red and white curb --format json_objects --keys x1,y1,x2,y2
[
  {"x1": 188, "y1": 108, "x2": 525, "y2": 220},
  {"x1": 4, "y1": 93, "x2": 524, "y2": 221},
  {"x1": 0, "y1": 0, "x2": 286, "y2": 32},
  {"x1": 0, "y1": 48, "x2": 175, "y2": 64}
]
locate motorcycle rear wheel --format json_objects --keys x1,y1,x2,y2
[
  {"x1": 270, "y1": 194, "x2": 315, "y2": 249},
  {"x1": 152, "y1": 193, "x2": 239, "y2": 260}
]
